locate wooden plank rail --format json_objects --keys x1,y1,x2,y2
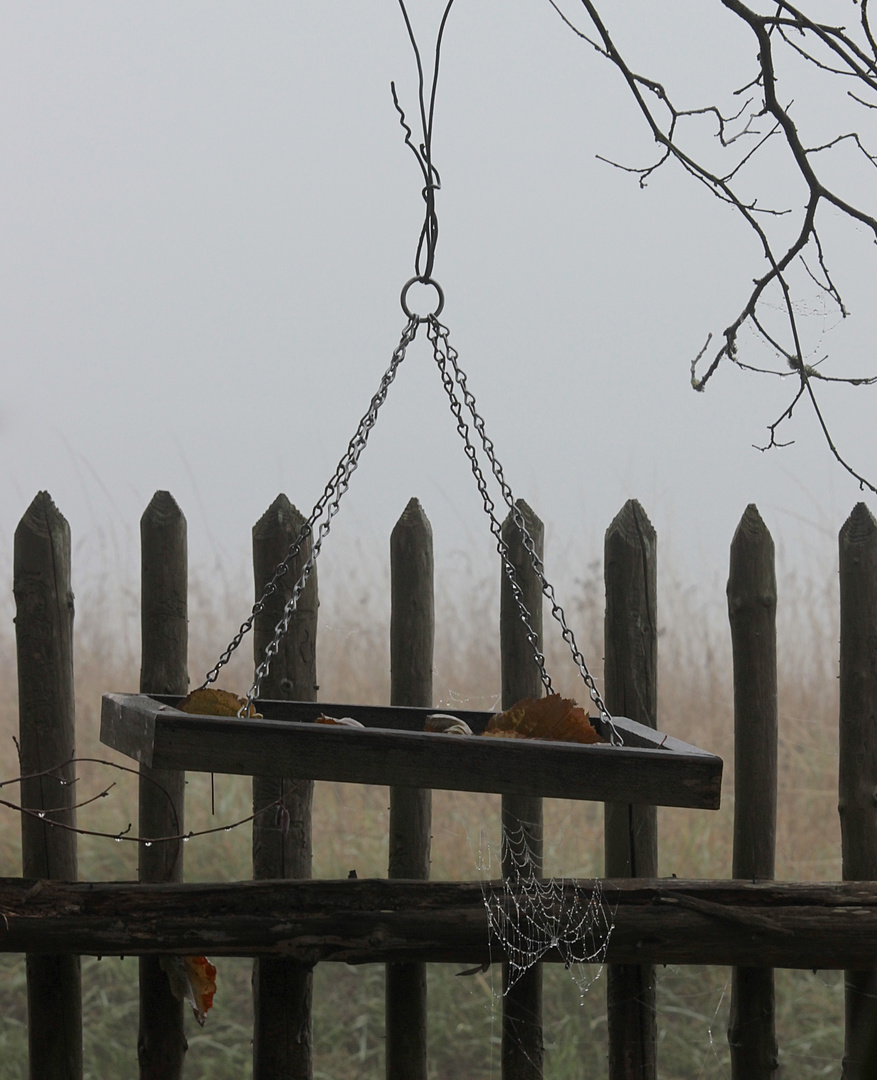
[{"x1": 4, "y1": 877, "x2": 877, "y2": 969}]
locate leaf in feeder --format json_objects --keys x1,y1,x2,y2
[
  {"x1": 315, "y1": 714, "x2": 364, "y2": 727},
  {"x1": 482, "y1": 694, "x2": 602, "y2": 744},
  {"x1": 160, "y1": 955, "x2": 217, "y2": 1026},
  {"x1": 425, "y1": 713, "x2": 473, "y2": 735},
  {"x1": 176, "y1": 688, "x2": 261, "y2": 718}
]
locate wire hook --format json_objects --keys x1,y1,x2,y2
[{"x1": 392, "y1": 0, "x2": 457, "y2": 283}]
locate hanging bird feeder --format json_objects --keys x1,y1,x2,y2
[{"x1": 101, "y1": 0, "x2": 722, "y2": 813}]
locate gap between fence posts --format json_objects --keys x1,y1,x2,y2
[
  {"x1": 386, "y1": 497, "x2": 434, "y2": 1080},
  {"x1": 138, "y1": 491, "x2": 189, "y2": 1079},
  {"x1": 14, "y1": 491, "x2": 83, "y2": 1080},
  {"x1": 252, "y1": 495, "x2": 318, "y2": 1080},
  {"x1": 839, "y1": 503, "x2": 877, "y2": 1080},
  {"x1": 603, "y1": 499, "x2": 658, "y2": 1080},
  {"x1": 727, "y1": 504, "x2": 779, "y2": 1079},
  {"x1": 500, "y1": 500, "x2": 544, "y2": 1080}
]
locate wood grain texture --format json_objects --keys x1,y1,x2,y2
[
  {"x1": 500, "y1": 501, "x2": 545, "y2": 1080},
  {"x1": 727, "y1": 505, "x2": 779, "y2": 1080},
  {"x1": 138, "y1": 491, "x2": 188, "y2": 1080},
  {"x1": 604, "y1": 499, "x2": 658, "y2": 1080},
  {"x1": 387, "y1": 499, "x2": 434, "y2": 1080},
  {"x1": 14, "y1": 492, "x2": 82, "y2": 1080},
  {"x1": 839, "y1": 503, "x2": 877, "y2": 1080},
  {"x1": 251, "y1": 495, "x2": 317, "y2": 1080},
  {"x1": 5, "y1": 877, "x2": 877, "y2": 969}
]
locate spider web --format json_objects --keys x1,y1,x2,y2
[{"x1": 478, "y1": 821, "x2": 614, "y2": 1000}]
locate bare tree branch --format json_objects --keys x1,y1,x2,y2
[
  {"x1": 2, "y1": 752, "x2": 295, "y2": 848},
  {"x1": 552, "y1": 0, "x2": 877, "y2": 492}
]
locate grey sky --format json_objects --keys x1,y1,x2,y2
[{"x1": 2, "y1": 1, "x2": 875, "y2": 620}]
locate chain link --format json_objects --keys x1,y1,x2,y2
[
  {"x1": 427, "y1": 316, "x2": 623, "y2": 746},
  {"x1": 200, "y1": 317, "x2": 420, "y2": 705},
  {"x1": 427, "y1": 325, "x2": 553, "y2": 696},
  {"x1": 202, "y1": 308, "x2": 619, "y2": 745}
]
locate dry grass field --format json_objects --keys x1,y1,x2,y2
[{"x1": 0, "y1": 543, "x2": 846, "y2": 1079}]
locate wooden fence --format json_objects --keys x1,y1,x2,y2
[{"x1": 4, "y1": 488, "x2": 877, "y2": 1080}]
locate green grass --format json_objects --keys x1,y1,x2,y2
[{"x1": 0, "y1": 549, "x2": 846, "y2": 1077}]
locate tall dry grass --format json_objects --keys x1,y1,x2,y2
[{"x1": 0, "y1": 536, "x2": 846, "y2": 1079}]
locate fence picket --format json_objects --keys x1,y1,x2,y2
[
  {"x1": 386, "y1": 498, "x2": 435, "y2": 1080},
  {"x1": 252, "y1": 495, "x2": 318, "y2": 1080},
  {"x1": 138, "y1": 491, "x2": 189, "y2": 1079},
  {"x1": 727, "y1": 504, "x2": 779, "y2": 1078},
  {"x1": 14, "y1": 491, "x2": 83, "y2": 1080},
  {"x1": 839, "y1": 502, "x2": 877, "y2": 1080},
  {"x1": 500, "y1": 500, "x2": 545, "y2": 1080},
  {"x1": 604, "y1": 499, "x2": 658, "y2": 1080}
]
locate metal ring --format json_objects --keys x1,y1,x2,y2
[{"x1": 400, "y1": 277, "x2": 445, "y2": 322}]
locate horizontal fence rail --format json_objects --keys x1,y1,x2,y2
[{"x1": 3, "y1": 877, "x2": 877, "y2": 969}]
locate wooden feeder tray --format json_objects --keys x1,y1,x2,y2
[{"x1": 101, "y1": 693, "x2": 721, "y2": 810}]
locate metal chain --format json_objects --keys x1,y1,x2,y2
[
  {"x1": 200, "y1": 317, "x2": 420, "y2": 702},
  {"x1": 427, "y1": 324, "x2": 554, "y2": 696},
  {"x1": 427, "y1": 316, "x2": 623, "y2": 746}
]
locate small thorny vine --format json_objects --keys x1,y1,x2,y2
[{"x1": 550, "y1": 0, "x2": 877, "y2": 492}]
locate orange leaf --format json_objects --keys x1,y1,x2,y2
[
  {"x1": 482, "y1": 694, "x2": 602, "y2": 744},
  {"x1": 176, "y1": 688, "x2": 260, "y2": 718},
  {"x1": 160, "y1": 955, "x2": 217, "y2": 1026}
]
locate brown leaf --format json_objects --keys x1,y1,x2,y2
[
  {"x1": 175, "y1": 688, "x2": 261, "y2": 718},
  {"x1": 160, "y1": 955, "x2": 217, "y2": 1026},
  {"x1": 482, "y1": 694, "x2": 602, "y2": 744}
]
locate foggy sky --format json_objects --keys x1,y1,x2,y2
[{"x1": 3, "y1": 1, "x2": 875, "y2": 628}]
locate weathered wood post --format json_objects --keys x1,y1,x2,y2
[
  {"x1": 14, "y1": 492, "x2": 83, "y2": 1080},
  {"x1": 839, "y1": 503, "x2": 877, "y2": 1080},
  {"x1": 604, "y1": 499, "x2": 658, "y2": 1080},
  {"x1": 252, "y1": 495, "x2": 318, "y2": 1080},
  {"x1": 727, "y1": 505, "x2": 779, "y2": 1079},
  {"x1": 138, "y1": 491, "x2": 189, "y2": 1079},
  {"x1": 386, "y1": 498, "x2": 434, "y2": 1080},
  {"x1": 500, "y1": 500, "x2": 544, "y2": 1080}
]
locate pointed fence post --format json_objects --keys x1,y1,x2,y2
[
  {"x1": 500, "y1": 500, "x2": 544, "y2": 1080},
  {"x1": 252, "y1": 495, "x2": 318, "y2": 1080},
  {"x1": 138, "y1": 492, "x2": 188, "y2": 1079},
  {"x1": 839, "y1": 503, "x2": 877, "y2": 1080},
  {"x1": 604, "y1": 499, "x2": 658, "y2": 1080},
  {"x1": 386, "y1": 498, "x2": 434, "y2": 1080},
  {"x1": 727, "y1": 505, "x2": 779, "y2": 1078},
  {"x1": 14, "y1": 492, "x2": 83, "y2": 1080}
]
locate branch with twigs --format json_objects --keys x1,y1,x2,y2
[
  {"x1": 3, "y1": 748, "x2": 297, "y2": 848},
  {"x1": 550, "y1": 0, "x2": 877, "y2": 491}
]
